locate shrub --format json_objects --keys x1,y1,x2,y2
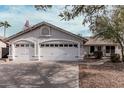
[
  {"x1": 94, "y1": 51, "x2": 103, "y2": 59},
  {"x1": 111, "y1": 54, "x2": 120, "y2": 63}
]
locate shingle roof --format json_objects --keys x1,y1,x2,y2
[{"x1": 84, "y1": 37, "x2": 118, "y2": 46}]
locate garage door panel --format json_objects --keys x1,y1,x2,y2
[
  {"x1": 14, "y1": 43, "x2": 34, "y2": 61},
  {"x1": 40, "y1": 46, "x2": 78, "y2": 61}
]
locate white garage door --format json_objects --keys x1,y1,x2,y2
[
  {"x1": 14, "y1": 44, "x2": 34, "y2": 61},
  {"x1": 40, "y1": 43, "x2": 79, "y2": 61}
]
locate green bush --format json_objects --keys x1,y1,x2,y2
[
  {"x1": 94, "y1": 51, "x2": 103, "y2": 59},
  {"x1": 111, "y1": 54, "x2": 120, "y2": 62}
]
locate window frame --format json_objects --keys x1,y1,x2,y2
[
  {"x1": 15, "y1": 44, "x2": 19, "y2": 48},
  {"x1": 20, "y1": 44, "x2": 25, "y2": 47},
  {"x1": 41, "y1": 26, "x2": 51, "y2": 36}
]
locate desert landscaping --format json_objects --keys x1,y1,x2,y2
[{"x1": 79, "y1": 59, "x2": 124, "y2": 88}]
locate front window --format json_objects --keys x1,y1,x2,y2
[
  {"x1": 106, "y1": 46, "x2": 115, "y2": 54},
  {"x1": 45, "y1": 44, "x2": 49, "y2": 47},
  {"x1": 25, "y1": 44, "x2": 29, "y2": 47},
  {"x1": 59, "y1": 44, "x2": 63, "y2": 47},
  {"x1": 55, "y1": 44, "x2": 58, "y2": 47},
  {"x1": 64, "y1": 44, "x2": 68, "y2": 47},
  {"x1": 15, "y1": 44, "x2": 19, "y2": 48},
  {"x1": 106, "y1": 46, "x2": 110, "y2": 53},
  {"x1": 90, "y1": 46, "x2": 95, "y2": 53},
  {"x1": 41, "y1": 44, "x2": 44, "y2": 47},
  {"x1": 50, "y1": 44, "x2": 54, "y2": 47},
  {"x1": 21, "y1": 44, "x2": 24, "y2": 47},
  {"x1": 111, "y1": 46, "x2": 115, "y2": 54},
  {"x1": 74, "y1": 44, "x2": 78, "y2": 48},
  {"x1": 69, "y1": 44, "x2": 73, "y2": 47}
]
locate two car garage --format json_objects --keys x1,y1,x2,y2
[{"x1": 14, "y1": 40, "x2": 80, "y2": 61}]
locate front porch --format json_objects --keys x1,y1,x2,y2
[{"x1": 85, "y1": 45, "x2": 117, "y2": 57}]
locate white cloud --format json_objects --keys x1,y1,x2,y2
[{"x1": 0, "y1": 5, "x2": 92, "y2": 37}]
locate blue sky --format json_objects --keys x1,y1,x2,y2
[{"x1": 0, "y1": 5, "x2": 92, "y2": 37}]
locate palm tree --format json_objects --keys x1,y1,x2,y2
[{"x1": 0, "y1": 21, "x2": 11, "y2": 37}]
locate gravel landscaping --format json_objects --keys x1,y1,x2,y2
[{"x1": 79, "y1": 61, "x2": 124, "y2": 88}]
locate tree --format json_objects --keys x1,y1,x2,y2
[
  {"x1": 34, "y1": 5, "x2": 52, "y2": 11},
  {"x1": 59, "y1": 5, "x2": 107, "y2": 24},
  {"x1": 88, "y1": 6, "x2": 124, "y2": 61},
  {"x1": 0, "y1": 21, "x2": 11, "y2": 37},
  {"x1": 34, "y1": 5, "x2": 107, "y2": 25}
]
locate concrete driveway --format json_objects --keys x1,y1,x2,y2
[{"x1": 0, "y1": 61, "x2": 79, "y2": 88}]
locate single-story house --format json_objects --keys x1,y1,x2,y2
[
  {"x1": 5, "y1": 21, "x2": 87, "y2": 61},
  {"x1": 84, "y1": 37, "x2": 121, "y2": 57}
]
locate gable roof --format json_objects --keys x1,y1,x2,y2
[
  {"x1": 5, "y1": 21, "x2": 88, "y2": 42},
  {"x1": 84, "y1": 37, "x2": 118, "y2": 46}
]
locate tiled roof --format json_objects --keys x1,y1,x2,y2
[{"x1": 85, "y1": 37, "x2": 118, "y2": 45}]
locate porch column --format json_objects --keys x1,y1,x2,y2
[
  {"x1": 88, "y1": 46, "x2": 90, "y2": 54},
  {"x1": 34, "y1": 43, "x2": 37, "y2": 56},
  {"x1": 38, "y1": 42, "x2": 40, "y2": 61},
  {"x1": 12, "y1": 43, "x2": 15, "y2": 60},
  {"x1": 8, "y1": 44, "x2": 11, "y2": 56},
  {"x1": 78, "y1": 43, "x2": 80, "y2": 58},
  {"x1": 103, "y1": 46, "x2": 106, "y2": 56}
]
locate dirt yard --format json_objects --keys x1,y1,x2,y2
[{"x1": 79, "y1": 62, "x2": 124, "y2": 88}]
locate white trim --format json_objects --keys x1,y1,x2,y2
[
  {"x1": 78, "y1": 43, "x2": 80, "y2": 58},
  {"x1": 34, "y1": 42, "x2": 37, "y2": 57},
  {"x1": 40, "y1": 26, "x2": 51, "y2": 36},
  {"x1": 12, "y1": 44, "x2": 15, "y2": 60},
  {"x1": 39, "y1": 39, "x2": 79, "y2": 44},
  {"x1": 13, "y1": 39, "x2": 35, "y2": 44},
  {"x1": 38, "y1": 42, "x2": 40, "y2": 61},
  {"x1": 39, "y1": 35, "x2": 52, "y2": 37}
]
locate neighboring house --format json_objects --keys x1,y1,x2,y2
[
  {"x1": 0, "y1": 36, "x2": 7, "y2": 58},
  {"x1": 84, "y1": 37, "x2": 121, "y2": 57},
  {"x1": 5, "y1": 21, "x2": 87, "y2": 61}
]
